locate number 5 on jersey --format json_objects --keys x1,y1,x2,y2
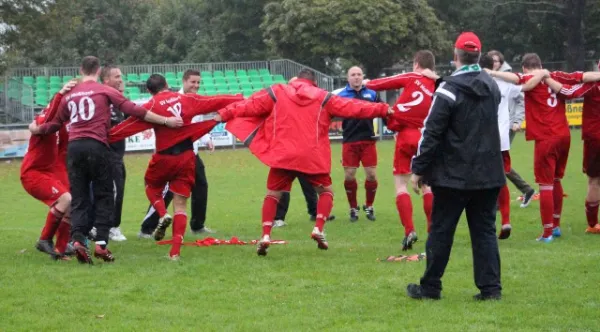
[{"x1": 69, "y1": 97, "x2": 96, "y2": 123}]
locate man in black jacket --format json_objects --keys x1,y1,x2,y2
[{"x1": 406, "y1": 32, "x2": 505, "y2": 301}]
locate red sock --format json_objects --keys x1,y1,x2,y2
[
  {"x1": 396, "y1": 193, "x2": 414, "y2": 236},
  {"x1": 422, "y1": 191, "x2": 433, "y2": 233},
  {"x1": 261, "y1": 195, "x2": 279, "y2": 237},
  {"x1": 344, "y1": 180, "x2": 358, "y2": 209},
  {"x1": 539, "y1": 186, "x2": 554, "y2": 237},
  {"x1": 585, "y1": 201, "x2": 599, "y2": 227},
  {"x1": 365, "y1": 180, "x2": 378, "y2": 207},
  {"x1": 170, "y1": 212, "x2": 187, "y2": 257},
  {"x1": 40, "y1": 207, "x2": 64, "y2": 241},
  {"x1": 315, "y1": 192, "x2": 334, "y2": 232},
  {"x1": 55, "y1": 221, "x2": 70, "y2": 254},
  {"x1": 498, "y1": 185, "x2": 511, "y2": 226},
  {"x1": 553, "y1": 180, "x2": 564, "y2": 228},
  {"x1": 145, "y1": 186, "x2": 167, "y2": 217}
]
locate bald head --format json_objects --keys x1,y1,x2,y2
[{"x1": 347, "y1": 66, "x2": 364, "y2": 91}]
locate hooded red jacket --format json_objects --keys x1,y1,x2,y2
[{"x1": 219, "y1": 78, "x2": 389, "y2": 174}]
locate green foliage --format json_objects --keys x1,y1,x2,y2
[{"x1": 262, "y1": 0, "x2": 448, "y2": 76}]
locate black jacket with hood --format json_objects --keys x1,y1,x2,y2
[{"x1": 411, "y1": 69, "x2": 506, "y2": 190}]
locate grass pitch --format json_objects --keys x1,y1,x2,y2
[{"x1": 0, "y1": 131, "x2": 598, "y2": 331}]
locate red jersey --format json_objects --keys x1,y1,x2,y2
[
  {"x1": 366, "y1": 72, "x2": 435, "y2": 131},
  {"x1": 518, "y1": 71, "x2": 583, "y2": 141},
  {"x1": 37, "y1": 81, "x2": 147, "y2": 145},
  {"x1": 21, "y1": 92, "x2": 67, "y2": 174},
  {"x1": 141, "y1": 91, "x2": 243, "y2": 152}
]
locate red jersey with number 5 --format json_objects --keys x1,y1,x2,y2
[
  {"x1": 518, "y1": 72, "x2": 579, "y2": 141},
  {"x1": 36, "y1": 80, "x2": 148, "y2": 145},
  {"x1": 366, "y1": 73, "x2": 435, "y2": 131},
  {"x1": 142, "y1": 91, "x2": 243, "y2": 152}
]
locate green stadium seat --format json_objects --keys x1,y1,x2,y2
[
  {"x1": 213, "y1": 71, "x2": 225, "y2": 78},
  {"x1": 227, "y1": 83, "x2": 240, "y2": 90},
  {"x1": 21, "y1": 96, "x2": 34, "y2": 106},
  {"x1": 240, "y1": 82, "x2": 252, "y2": 90},
  {"x1": 35, "y1": 76, "x2": 48, "y2": 83},
  {"x1": 201, "y1": 71, "x2": 212, "y2": 78},
  {"x1": 214, "y1": 77, "x2": 226, "y2": 85},
  {"x1": 273, "y1": 74, "x2": 285, "y2": 82},
  {"x1": 35, "y1": 89, "x2": 48, "y2": 97},
  {"x1": 262, "y1": 77, "x2": 274, "y2": 84},
  {"x1": 242, "y1": 89, "x2": 253, "y2": 97},
  {"x1": 216, "y1": 86, "x2": 229, "y2": 93},
  {"x1": 49, "y1": 76, "x2": 61, "y2": 83},
  {"x1": 126, "y1": 73, "x2": 140, "y2": 82},
  {"x1": 236, "y1": 70, "x2": 248, "y2": 77},
  {"x1": 202, "y1": 76, "x2": 214, "y2": 84},
  {"x1": 225, "y1": 70, "x2": 236, "y2": 77},
  {"x1": 248, "y1": 69, "x2": 259, "y2": 77},
  {"x1": 49, "y1": 89, "x2": 60, "y2": 97},
  {"x1": 165, "y1": 72, "x2": 176, "y2": 79},
  {"x1": 259, "y1": 69, "x2": 270, "y2": 76},
  {"x1": 35, "y1": 96, "x2": 48, "y2": 106},
  {"x1": 8, "y1": 89, "x2": 20, "y2": 99},
  {"x1": 226, "y1": 77, "x2": 238, "y2": 84},
  {"x1": 49, "y1": 82, "x2": 62, "y2": 89},
  {"x1": 176, "y1": 71, "x2": 184, "y2": 80},
  {"x1": 237, "y1": 76, "x2": 250, "y2": 83},
  {"x1": 250, "y1": 76, "x2": 262, "y2": 83},
  {"x1": 139, "y1": 73, "x2": 151, "y2": 83},
  {"x1": 214, "y1": 83, "x2": 228, "y2": 90},
  {"x1": 23, "y1": 76, "x2": 34, "y2": 85},
  {"x1": 229, "y1": 89, "x2": 242, "y2": 95},
  {"x1": 62, "y1": 76, "x2": 74, "y2": 83},
  {"x1": 205, "y1": 90, "x2": 217, "y2": 96}
]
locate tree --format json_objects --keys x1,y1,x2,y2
[{"x1": 261, "y1": 0, "x2": 449, "y2": 77}]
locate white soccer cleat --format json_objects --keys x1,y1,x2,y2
[
  {"x1": 109, "y1": 227, "x2": 127, "y2": 241},
  {"x1": 256, "y1": 235, "x2": 271, "y2": 256},
  {"x1": 273, "y1": 220, "x2": 287, "y2": 227},
  {"x1": 311, "y1": 227, "x2": 329, "y2": 250}
]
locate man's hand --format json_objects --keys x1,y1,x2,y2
[
  {"x1": 165, "y1": 116, "x2": 183, "y2": 128},
  {"x1": 483, "y1": 68, "x2": 493, "y2": 74},
  {"x1": 420, "y1": 69, "x2": 440, "y2": 80},
  {"x1": 410, "y1": 174, "x2": 423, "y2": 195},
  {"x1": 362, "y1": 79, "x2": 370, "y2": 86},
  {"x1": 207, "y1": 139, "x2": 215, "y2": 153},
  {"x1": 511, "y1": 123, "x2": 521, "y2": 132},
  {"x1": 387, "y1": 107, "x2": 394, "y2": 115},
  {"x1": 59, "y1": 79, "x2": 78, "y2": 95},
  {"x1": 29, "y1": 120, "x2": 40, "y2": 135},
  {"x1": 214, "y1": 114, "x2": 222, "y2": 122}
]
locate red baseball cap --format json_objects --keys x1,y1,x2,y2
[{"x1": 455, "y1": 32, "x2": 481, "y2": 52}]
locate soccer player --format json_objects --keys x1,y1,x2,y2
[
  {"x1": 21, "y1": 80, "x2": 77, "y2": 260},
  {"x1": 214, "y1": 68, "x2": 392, "y2": 256},
  {"x1": 364, "y1": 50, "x2": 436, "y2": 250},
  {"x1": 29, "y1": 56, "x2": 183, "y2": 264},
  {"x1": 540, "y1": 61, "x2": 600, "y2": 234},
  {"x1": 114, "y1": 74, "x2": 242, "y2": 259},
  {"x1": 480, "y1": 54, "x2": 527, "y2": 239},
  {"x1": 139, "y1": 69, "x2": 217, "y2": 238},
  {"x1": 488, "y1": 54, "x2": 600, "y2": 241},
  {"x1": 488, "y1": 50, "x2": 536, "y2": 207},
  {"x1": 333, "y1": 67, "x2": 380, "y2": 222}
]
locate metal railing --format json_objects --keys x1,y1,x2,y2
[
  {"x1": 269, "y1": 59, "x2": 334, "y2": 91},
  {"x1": 1, "y1": 79, "x2": 35, "y2": 124}
]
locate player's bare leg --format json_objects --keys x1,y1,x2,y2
[
  {"x1": 169, "y1": 194, "x2": 189, "y2": 260},
  {"x1": 257, "y1": 189, "x2": 282, "y2": 256},
  {"x1": 37, "y1": 192, "x2": 71, "y2": 255},
  {"x1": 311, "y1": 185, "x2": 333, "y2": 250},
  {"x1": 363, "y1": 167, "x2": 378, "y2": 221},
  {"x1": 395, "y1": 174, "x2": 418, "y2": 251},
  {"x1": 343, "y1": 167, "x2": 359, "y2": 221},
  {"x1": 585, "y1": 176, "x2": 600, "y2": 233}
]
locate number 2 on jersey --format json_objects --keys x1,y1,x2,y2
[
  {"x1": 68, "y1": 96, "x2": 96, "y2": 123},
  {"x1": 547, "y1": 87, "x2": 558, "y2": 107}
]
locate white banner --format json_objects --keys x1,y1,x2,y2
[
  {"x1": 209, "y1": 122, "x2": 234, "y2": 146},
  {"x1": 125, "y1": 129, "x2": 156, "y2": 152}
]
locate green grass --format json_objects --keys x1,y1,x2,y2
[{"x1": 0, "y1": 130, "x2": 598, "y2": 331}]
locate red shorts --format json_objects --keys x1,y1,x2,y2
[
  {"x1": 393, "y1": 130, "x2": 421, "y2": 175},
  {"x1": 502, "y1": 151, "x2": 511, "y2": 174},
  {"x1": 267, "y1": 168, "x2": 332, "y2": 192},
  {"x1": 145, "y1": 150, "x2": 196, "y2": 197},
  {"x1": 583, "y1": 139, "x2": 600, "y2": 178},
  {"x1": 21, "y1": 171, "x2": 69, "y2": 207},
  {"x1": 534, "y1": 137, "x2": 571, "y2": 185},
  {"x1": 342, "y1": 140, "x2": 377, "y2": 168}
]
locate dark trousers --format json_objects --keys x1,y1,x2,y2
[
  {"x1": 275, "y1": 175, "x2": 318, "y2": 220},
  {"x1": 420, "y1": 186, "x2": 502, "y2": 297},
  {"x1": 507, "y1": 130, "x2": 533, "y2": 194},
  {"x1": 68, "y1": 139, "x2": 114, "y2": 244},
  {"x1": 88, "y1": 153, "x2": 126, "y2": 228},
  {"x1": 141, "y1": 154, "x2": 208, "y2": 233}
]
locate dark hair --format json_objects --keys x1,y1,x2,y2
[
  {"x1": 521, "y1": 53, "x2": 542, "y2": 69},
  {"x1": 455, "y1": 49, "x2": 481, "y2": 65},
  {"x1": 479, "y1": 54, "x2": 494, "y2": 70},
  {"x1": 488, "y1": 50, "x2": 505, "y2": 65},
  {"x1": 414, "y1": 50, "x2": 435, "y2": 70},
  {"x1": 100, "y1": 64, "x2": 119, "y2": 82},
  {"x1": 146, "y1": 74, "x2": 167, "y2": 95},
  {"x1": 81, "y1": 56, "x2": 100, "y2": 76},
  {"x1": 297, "y1": 68, "x2": 316, "y2": 82},
  {"x1": 183, "y1": 69, "x2": 200, "y2": 81}
]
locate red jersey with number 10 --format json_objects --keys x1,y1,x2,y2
[
  {"x1": 366, "y1": 72, "x2": 435, "y2": 131},
  {"x1": 518, "y1": 71, "x2": 583, "y2": 141}
]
